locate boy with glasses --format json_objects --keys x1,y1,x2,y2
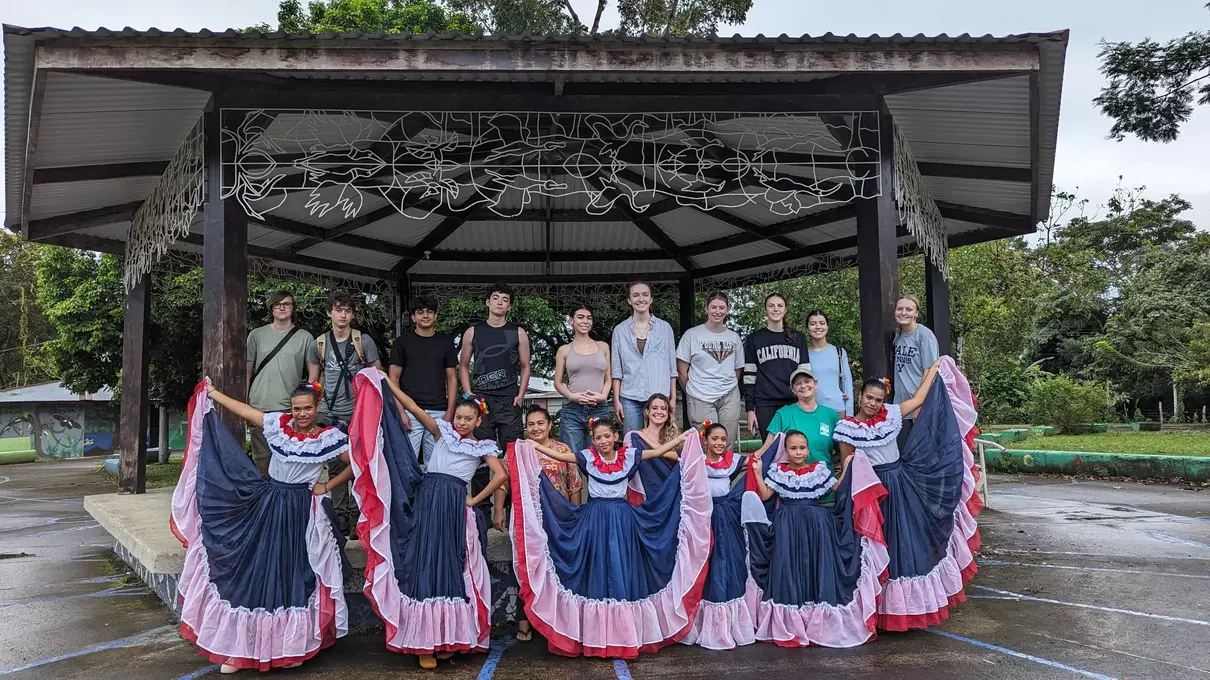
[{"x1": 245, "y1": 290, "x2": 316, "y2": 477}]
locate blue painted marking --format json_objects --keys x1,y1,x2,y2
[
  {"x1": 475, "y1": 636, "x2": 518, "y2": 680},
  {"x1": 175, "y1": 664, "x2": 220, "y2": 680},
  {"x1": 927, "y1": 629, "x2": 1118, "y2": 680},
  {"x1": 0, "y1": 585, "x2": 147, "y2": 609},
  {"x1": 982, "y1": 559, "x2": 1210, "y2": 580},
  {"x1": 973, "y1": 585, "x2": 1210, "y2": 626},
  {"x1": 0, "y1": 625, "x2": 176, "y2": 675},
  {"x1": 614, "y1": 659, "x2": 633, "y2": 680}
]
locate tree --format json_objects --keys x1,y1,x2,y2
[
  {"x1": 448, "y1": 0, "x2": 580, "y2": 34},
  {"x1": 0, "y1": 233, "x2": 55, "y2": 390},
  {"x1": 263, "y1": 0, "x2": 480, "y2": 34},
  {"x1": 616, "y1": 0, "x2": 753, "y2": 36},
  {"x1": 1095, "y1": 3, "x2": 1210, "y2": 142}
]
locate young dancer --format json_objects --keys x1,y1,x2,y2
[
  {"x1": 508, "y1": 418, "x2": 712, "y2": 658},
  {"x1": 626, "y1": 393, "x2": 681, "y2": 500},
  {"x1": 554, "y1": 304, "x2": 613, "y2": 456},
  {"x1": 742, "y1": 293, "x2": 808, "y2": 437},
  {"x1": 892, "y1": 295, "x2": 939, "y2": 446},
  {"x1": 348, "y1": 368, "x2": 508, "y2": 669},
  {"x1": 742, "y1": 428, "x2": 889, "y2": 648},
  {"x1": 681, "y1": 423, "x2": 757, "y2": 651},
  {"x1": 171, "y1": 381, "x2": 349, "y2": 674},
  {"x1": 504, "y1": 405, "x2": 582, "y2": 643},
  {"x1": 832, "y1": 357, "x2": 981, "y2": 631},
  {"x1": 805, "y1": 310, "x2": 855, "y2": 417}
]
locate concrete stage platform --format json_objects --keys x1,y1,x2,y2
[{"x1": 83, "y1": 485, "x2": 518, "y2": 629}]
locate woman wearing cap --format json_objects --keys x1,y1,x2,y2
[
  {"x1": 739, "y1": 368, "x2": 889, "y2": 647},
  {"x1": 832, "y1": 358, "x2": 981, "y2": 632}
]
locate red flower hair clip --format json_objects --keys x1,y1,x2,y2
[
  {"x1": 880, "y1": 377, "x2": 892, "y2": 393},
  {"x1": 303, "y1": 381, "x2": 323, "y2": 397},
  {"x1": 699, "y1": 419, "x2": 713, "y2": 442},
  {"x1": 463, "y1": 394, "x2": 489, "y2": 415}
]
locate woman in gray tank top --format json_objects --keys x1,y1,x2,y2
[{"x1": 553, "y1": 304, "x2": 614, "y2": 457}]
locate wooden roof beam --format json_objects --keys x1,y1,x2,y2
[
  {"x1": 26, "y1": 201, "x2": 143, "y2": 241},
  {"x1": 31, "y1": 161, "x2": 170, "y2": 184}
]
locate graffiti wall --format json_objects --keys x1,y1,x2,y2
[{"x1": 0, "y1": 402, "x2": 119, "y2": 458}]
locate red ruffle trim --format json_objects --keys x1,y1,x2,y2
[
  {"x1": 509, "y1": 447, "x2": 710, "y2": 659},
  {"x1": 842, "y1": 405, "x2": 889, "y2": 428},
  {"x1": 278, "y1": 413, "x2": 335, "y2": 441},
  {"x1": 590, "y1": 445, "x2": 628, "y2": 474},
  {"x1": 776, "y1": 461, "x2": 821, "y2": 476},
  {"x1": 876, "y1": 592, "x2": 967, "y2": 632},
  {"x1": 705, "y1": 450, "x2": 735, "y2": 470},
  {"x1": 179, "y1": 582, "x2": 338, "y2": 671}
]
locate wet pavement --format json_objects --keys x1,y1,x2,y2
[{"x1": 1, "y1": 460, "x2": 1207, "y2": 679}]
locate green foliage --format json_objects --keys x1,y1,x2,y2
[
  {"x1": 36, "y1": 250, "x2": 125, "y2": 398},
  {"x1": 0, "y1": 233, "x2": 55, "y2": 390},
  {"x1": 616, "y1": 0, "x2": 753, "y2": 36},
  {"x1": 1095, "y1": 5, "x2": 1210, "y2": 142},
  {"x1": 1025, "y1": 375, "x2": 1112, "y2": 434},
  {"x1": 448, "y1": 0, "x2": 580, "y2": 34},
  {"x1": 272, "y1": 0, "x2": 480, "y2": 34}
]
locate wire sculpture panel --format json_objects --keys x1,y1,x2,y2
[
  {"x1": 220, "y1": 109, "x2": 883, "y2": 223},
  {"x1": 892, "y1": 121, "x2": 948, "y2": 278},
  {"x1": 125, "y1": 115, "x2": 205, "y2": 291}
]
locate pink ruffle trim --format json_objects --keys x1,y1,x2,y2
[
  {"x1": 681, "y1": 578, "x2": 761, "y2": 650},
  {"x1": 172, "y1": 381, "x2": 347, "y2": 669},
  {"x1": 509, "y1": 436, "x2": 713, "y2": 659},
  {"x1": 877, "y1": 358, "x2": 981, "y2": 631},
  {"x1": 349, "y1": 369, "x2": 490, "y2": 655},
  {"x1": 753, "y1": 453, "x2": 890, "y2": 648}
]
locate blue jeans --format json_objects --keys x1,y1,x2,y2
[
  {"x1": 407, "y1": 408, "x2": 446, "y2": 464},
  {"x1": 559, "y1": 403, "x2": 613, "y2": 454},
  {"x1": 619, "y1": 397, "x2": 648, "y2": 436}
]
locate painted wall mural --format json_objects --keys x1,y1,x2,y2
[{"x1": 0, "y1": 403, "x2": 119, "y2": 458}]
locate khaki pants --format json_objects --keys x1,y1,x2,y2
[
  {"x1": 685, "y1": 386, "x2": 742, "y2": 445},
  {"x1": 249, "y1": 426, "x2": 272, "y2": 479}
]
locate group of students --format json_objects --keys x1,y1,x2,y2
[{"x1": 170, "y1": 281, "x2": 972, "y2": 673}]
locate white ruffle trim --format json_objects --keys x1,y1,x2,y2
[
  {"x1": 833, "y1": 404, "x2": 902, "y2": 448},
  {"x1": 436, "y1": 418, "x2": 500, "y2": 458},
  {"x1": 764, "y1": 463, "x2": 836, "y2": 499},
  {"x1": 262, "y1": 412, "x2": 348, "y2": 461},
  {"x1": 680, "y1": 577, "x2": 760, "y2": 650}
]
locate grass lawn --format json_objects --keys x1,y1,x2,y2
[
  {"x1": 1010, "y1": 431, "x2": 1210, "y2": 457},
  {"x1": 97, "y1": 460, "x2": 183, "y2": 488}
]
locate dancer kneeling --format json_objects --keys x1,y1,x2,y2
[
  {"x1": 681, "y1": 423, "x2": 758, "y2": 650},
  {"x1": 172, "y1": 381, "x2": 350, "y2": 674},
  {"x1": 832, "y1": 357, "x2": 981, "y2": 631},
  {"x1": 509, "y1": 418, "x2": 712, "y2": 658},
  {"x1": 743, "y1": 428, "x2": 889, "y2": 648},
  {"x1": 348, "y1": 369, "x2": 507, "y2": 669}
]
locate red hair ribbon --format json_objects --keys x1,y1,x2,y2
[
  {"x1": 699, "y1": 419, "x2": 713, "y2": 442},
  {"x1": 880, "y1": 377, "x2": 892, "y2": 393},
  {"x1": 461, "y1": 393, "x2": 489, "y2": 415},
  {"x1": 308, "y1": 381, "x2": 323, "y2": 397}
]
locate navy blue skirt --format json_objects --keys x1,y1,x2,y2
[
  {"x1": 195, "y1": 410, "x2": 347, "y2": 611},
  {"x1": 630, "y1": 434, "x2": 677, "y2": 499},
  {"x1": 540, "y1": 466, "x2": 684, "y2": 601},
  {"x1": 395, "y1": 472, "x2": 473, "y2": 601},
  {"x1": 749, "y1": 497, "x2": 863, "y2": 607},
  {"x1": 703, "y1": 489, "x2": 748, "y2": 603}
]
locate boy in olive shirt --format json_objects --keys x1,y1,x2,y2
[{"x1": 245, "y1": 290, "x2": 317, "y2": 477}]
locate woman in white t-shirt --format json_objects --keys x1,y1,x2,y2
[{"x1": 676, "y1": 292, "x2": 745, "y2": 441}]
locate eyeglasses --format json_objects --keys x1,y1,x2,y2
[{"x1": 272, "y1": 302, "x2": 294, "y2": 309}]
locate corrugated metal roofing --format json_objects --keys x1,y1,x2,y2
[
  {"x1": 0, "y1": 381, "x2": 113, "y2": 402},
  {"x1": 3, "y1": 23, "x2": 1067, "y2": 281}
]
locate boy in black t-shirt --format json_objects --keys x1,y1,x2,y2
[{"x1": 388, "y1": 295, "x2": 458, "y2": 464}]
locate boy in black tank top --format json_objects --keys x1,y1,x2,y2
[{"x1": 459, "y1": 284, "x2": 531, "y2": 525}]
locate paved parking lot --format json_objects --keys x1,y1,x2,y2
[{"x1": 1, "y1": 459, "x2": 1207, "y2": 679}]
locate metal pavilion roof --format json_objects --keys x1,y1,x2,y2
[{"x1": 3, "y1": 26, "x2": 1068, "y2": 288}]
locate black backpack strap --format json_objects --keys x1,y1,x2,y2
[
  {"x1": 326, "y1": 331, "x2": 354, "y2": 408},
  {"x1": 250, "y1": 327, "x2": 301, "y2": 388}
]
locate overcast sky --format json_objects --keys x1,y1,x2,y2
[{"x1": 4, "y1": 0, "x2": 1208, "y2": 228}]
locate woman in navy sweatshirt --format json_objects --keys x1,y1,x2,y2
[{"x1": 742, "y1": 293, "x2": 809, "y2": 438}]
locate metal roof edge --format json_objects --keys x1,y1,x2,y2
[{"x1": 3, "y1": 28, "x2": 35, "y2": 228}]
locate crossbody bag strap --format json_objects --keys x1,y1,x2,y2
[{"x1": 250, "y1": 327, "x2": 301, "y2": 387}]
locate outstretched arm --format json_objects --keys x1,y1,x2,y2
[
  {"x1": 468, "y1": 455, "x2": 509, "y2": 507},
  {"x1": 532, "y1": 440, "x2": 578, "y2": 464},
  {"x1": 206, "y1": 386, "x2": 265, "y2": 427},
  {"x1": 899, "y1": 361, "x2": 942, "y2": 418},
  {"x1": 379, "y1": 375, "x2": 441, "y2": 438},
  {"x1": 641, "y1": 429, "x2": 691, "y2": 460}
]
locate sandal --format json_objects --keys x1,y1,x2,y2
[
  {"x1": 419, "y1": 655, "x2": 437, "y2": 670},
  {"x1": 435, "y1": 651, "x2": 455, "y2": 660},
  {"x1": 516, "y1": 624, "x2": 533, "y2": 643}
]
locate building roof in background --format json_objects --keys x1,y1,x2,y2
[{"x1": 0, "y1": 381, "x2": 114, "y2": 403}]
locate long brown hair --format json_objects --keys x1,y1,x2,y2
[{"x1": 642, "y1": 393, "x2": 681, "y2": 445}]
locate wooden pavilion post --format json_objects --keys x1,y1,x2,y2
[
  {"x1": 117, "y1": 276, "x2": 150, "y2": 493},
  {"x1": 395, "y1": 274, "x2": 411, "y2": 338},
  {"x1": 856, "y1": 105, "x2": 900, "y2": 384},
  {"x1": 678, "y1": 274, "x2": 696, "y2": 335},
  {"x1": 926, "y1": 253, "x2": 953, "y2": 357},
  {"x1": 202, "y1": 103, "x2": 249, "y2": 436}
]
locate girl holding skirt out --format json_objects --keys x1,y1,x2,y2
[
  {"x1": 348, "y1": 368, "x2": 508, "y2": 669},
  {"x1": 509, "y1": 418, "x2": 712, "y2": 658},
  {"x1": 171, "y1": 381, "x2": 350, "y2": 674},
  {"x1": 681, "y1": 423, "x2": 759, "y2": 650},
  {"x1": 742, "y1": 429, "x2": 890, "y2": 648},
  {"x1": 832, "y1": 357, "x2": 981, "y2": 631}
]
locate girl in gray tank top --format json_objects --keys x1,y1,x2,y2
[
  {"x1": 554, "y1": 305, "x2": 614, "y2": 458},
  {"x1": 567, "y1": 345, "x2": 608, "y2": 394}
]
